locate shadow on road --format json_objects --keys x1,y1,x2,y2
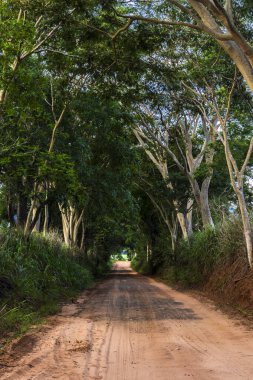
[{"x1": 79, "y1": 267, "x2": 201, "y2": 322}]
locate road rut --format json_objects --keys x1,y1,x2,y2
[{"x1": 1, "y1": 261, "x2": 253, "y2": 380}]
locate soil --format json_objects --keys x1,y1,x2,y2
[
  {"x1": 1, "y1": 261, "x2": 253, "y2": 380},
  {"x1": 205, "y1": 256, "x2": 253, "y2": 315}
]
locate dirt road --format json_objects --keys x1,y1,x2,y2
[{"x1": 1, "y1": 261, "x2": 253, "y2": 380}]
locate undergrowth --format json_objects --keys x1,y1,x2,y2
[
  {"x1": 131, "y1": 256, "x2": 152, "y2": 275},
  {"x1": 133, "y1": 217, "x2": 249, "y2": 287},
  {"x1": 0, "y1": 229, "x2": 109, "y2": 340}
]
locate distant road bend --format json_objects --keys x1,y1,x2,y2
[{"x1": 1, "y1": 261, "x2": 253, "y2": 380}]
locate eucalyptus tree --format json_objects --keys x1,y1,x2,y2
[
  {"x1": 127, "y1": 32, "x2": 223, "y2": 231},
  {"x1": 134, "y1": 116, "x2": 193, "y2": 240},
  {"x1": 196, "y1": 75, "x2": 253, "y2": 267},
  {"x1": 106, "y1": 3, "x2": 253, "y2": 266},
  {"x1": 114, "y1": 0, "x2": 253, "y2": 92}
]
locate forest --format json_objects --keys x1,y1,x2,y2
[{"x1": 0, "y1": 0, "x2": 253, "y2": 339}]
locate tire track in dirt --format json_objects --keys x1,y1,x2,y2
[{"x1": 1, "y1": 261, "x2": 253, "y2": 379}]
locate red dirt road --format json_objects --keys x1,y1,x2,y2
[{"x1": 1, "y1": 261, "x2": 253, "y2": 380}]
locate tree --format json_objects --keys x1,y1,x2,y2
[
  {"x1": 115, "y1": 0, "x2": 253, "y2": 92},
  {"x1": 205, "y1": 74, "x2": 253, "y2": 267}
]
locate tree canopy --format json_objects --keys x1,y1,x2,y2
[{"x1": 0, "y1": 0, "x2": 252, "y2": 268}]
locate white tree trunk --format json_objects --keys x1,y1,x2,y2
[
  {"x1": 200, "y1": 178, "x2": 214, "y2": 228},
  {"x1": 190, "y1": 177, "x2": 214, "y2": 228},
  {"x1": 177, "y1": 212, "x2": 189, "y2": 240},
  {"x1": 236, "y1": 189, "x2": 253, "y2": 268},
  {"x1": 186, "y1": 198, "x2": 194, "y2": 236},
  {"x1": 43, "y1": 204, "x2": 49, "y2": 236},
  {"x1": 32, "y1": 207, "x2": 41, "y2": 232},
  {"x1": 59, "y1": 204, "x2": 84, "y2": 248}
]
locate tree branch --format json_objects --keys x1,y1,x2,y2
[{"x1": 240, "y1": 137, "x2": 253, "y2": 176}]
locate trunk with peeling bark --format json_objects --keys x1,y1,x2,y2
[
  {"x1": 227, "y1": 174, "x2": 253, "y2": 269},
  {"x1": 176, "y1": 210, "x2": 192, "y2": 241},
  {"x1": 24, "y1": 197, "x2": 46, "y2": 238},
  {"x1": 182, "y1": 115, "x2": 215, "y2": 229},
  {"x1": 236, "y1": 189, "x2": 253, "y2": 269},
  {"x1": 190, "y1": 177, "x2": 214, "y2": 228},
  {"x1": 32, "y1": 207, "x2": 41, "y2": 232},
  {"x1": 24, "y1": 181, "x2": 39, "y2": 238},
  {"x1": 186, "y1": 198, "x2": 193, "y2": 236},
  {"x1": 59, "y1": 204, "x2": 84, "y2": 247},
  {"x1": 200, "y1": 178, "x2": 213, "y2": 228}
]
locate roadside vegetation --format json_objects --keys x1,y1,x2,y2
[
  {"x1": 0, "y1": 228, "x2": 110, "y2": 340},
  {"x1": 132, "y1": 216, "x2": 253, "y2": 314}
]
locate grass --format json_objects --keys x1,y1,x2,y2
[
  {"x1": 131, "y1": 256, "x2": 152, "y2": 275},
  {"x1": 157, "y1": 218, "x2": 247, "y2": 287},
  {"x1": 133, "y1": 217, "x2": 249, "y2": 287},
  {"x1": 0, "y1": 228, "x2": 108, "y2": 341}
]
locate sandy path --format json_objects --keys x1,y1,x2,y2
[{"x1": 1, "y1": 261, "x2": 253, "y2": 380}]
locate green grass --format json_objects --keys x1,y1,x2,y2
[
  {"x1": 133, "y1": 217, "x2": 249, "y2": 288},
  {"x1": 0, "y1": 229, "x2": 99, "y2": 340},
  {"x1": 131, "y1": 256, "x2": 152, "y2": 274}
]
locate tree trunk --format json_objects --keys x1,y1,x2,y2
[
  {"x1": 43, "y1": 204, "x2": 49, "y2": 236},
  {"x1": 24, "y1": 198, "x2": 37, "y2": 238},
  {"x1": 32, "y1": 207, "x2": 41, "y2": 232},
  {"x1": 177, "y1": 212, "x2": 190, "y2": 240},
  {"x1": 236, "y1": 189, "x2": 253, "y2": 268},
  {"x1": 80, "y1": 219, "x2": 86, "y2": 251},
  {"x1": 0, "y1": 90, "x2": 5, "y2": 104},
  {"x1": 168, "y1": 221, "x2": 177, "y2": 253},
  {"x1": 61, "y1": 211, "x2": 70, "y2": 246},
  {"x1": 200, "y1": 177, "x2": 214, "y2": 228},
  {"x1": 24, "y1": 200, "x2": 46, "y2": 238},
  {"x1": 72, "y1": 208, "x2": 84, "y2": 247},
  {"x1": 190, "y1": 177, "x2": 214, "y2": 228},
  {"x1": 59, "y1": 204, "x2": 84, "y2": 248}
]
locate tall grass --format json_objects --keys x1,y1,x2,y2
[
  {"x1": 0, "y1": 228, "x2": 94, "y2": 339},
  {"x1": 133, "y1": 217, "x2": 249, "y2": 288},
  {"x1": 157, "y1": 217, "x2": 248, "y2": 286}
]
